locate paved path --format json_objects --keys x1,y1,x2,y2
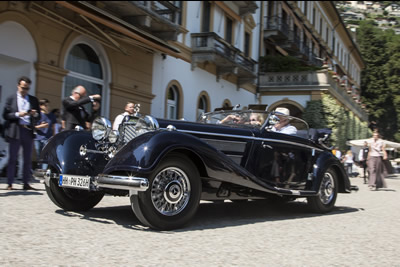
[{"x1": 1, "y1": 174, "x2": 400, "y2": 266}]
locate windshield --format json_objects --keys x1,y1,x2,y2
[
  {"x1": 197, "y1": 109, "x2": 310, "y2": 139},
  {"x1": 197, "y1": 110, "x2": 268, "y2": 128}
]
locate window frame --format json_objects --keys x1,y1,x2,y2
[
  {"x1": 63, "y1": 43, "x2": 105, "y2": 116},
  {"x1": 225, "y1": 15, "x2": 234, "y2": 45},
  {"x1": 196, "y1": 91, "x2": 210, "y2": 119},
  {"x1": 164, "y1": 80, "x2": 183, "y2": 120}
]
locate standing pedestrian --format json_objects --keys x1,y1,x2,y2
[
  {"x1": 33, "y1": 99, "x2": 51, "y2": 169},
  {"x1": 51, "y1": 108, "x2": 63, "y2": 135},
  {"x1": 40, "y1": 99, "x2": 57, "y2": 138},
  {"x1": 62, "y1": 85, "x2": 101, "y2": 130},
  {"x1": 358, "y1": 141, "x2": 369, "y2": 184},
  {"x1": 342, "y1": 150, "x2": 354, "y2": 177},
  {"x1": 2, "y1": 76, "x2": 40, "y2": 190},
  {"x1": 368, "y1": 131, "x2": 388, "y2": 190}
]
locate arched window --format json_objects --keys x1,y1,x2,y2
[
  {"x1": 222, "y1": 99, "x2": 232, "y2": 109},
  {"x1": 198, "y1": 95, "x2": 207, "y2": 115},
  {"x1": 167, "y1": 85, "x2": 179, "y2": 119},
  {"x1": 197, "y1": 92, "x2": 210, "y2": 119},
  {"x1": 64, "y1": 43, "x2": 104, "y2": 115}
]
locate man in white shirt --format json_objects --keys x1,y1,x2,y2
[
  {"x1": 271, "y1": 107, "x2": 297, "y2": 135},
  {"x1": 113, "y1": 102, "x2": 136, "y2": 130}
]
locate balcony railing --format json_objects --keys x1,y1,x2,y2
[
  {"x1": 136, "y1": 1, "x2": 181, "y2": 24},
  {"x1": 264, "y1": 16, "x2": 290, "y2": 41},
  {"x1": 102, "y1": 1, "x2": 181, "y2": 41},
  {"x1": 191, "y1": 32, "x2": 257, "y2": 78},
  {"x1": 309, "y1": 54, "x2": 324, "y2": 67},
  {"x1": 259, "y1": 70, "x2": 368, "y2": 120},
  {"x1": 265, "y1": 16, "x2": 290, "y2": 35}
]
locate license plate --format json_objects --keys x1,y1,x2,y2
[{"x1": 59, "y1": 174, "x2": 90, "y2": 190}]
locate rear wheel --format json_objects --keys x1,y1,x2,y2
[
  {"x1": 307, "y1": 168, "x2": 338, "y2": 213},
  {"x1": 45, "y1": 175, "x2": 104, "y2": 211},
  {"x1": 131, "y1": 154, "x2": 201, "y2": 230}
]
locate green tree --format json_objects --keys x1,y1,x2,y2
[
  {"x1": 302, "y1": 100, "x2": 326, "y2": 128},
  {"x1": 303, "y1": 94, "x2": 371, "y2": 151},
  {"x1": 383, "y1": 30, "x2": 400, "y2": 141},
  {"x1": 357, "y1": 20, "x2": 398, "y2": 141}
]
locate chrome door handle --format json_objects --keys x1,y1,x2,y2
[{"x1": 262, "y1": 143, "x2": 273, "y2": 149}]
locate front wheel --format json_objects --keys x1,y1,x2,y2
[
  {"x1": 45, "y1": 176, "x2": 104, "y2": 211},
  {"x1": 131, "y1": 154, "x2": 201, "y2": 230},
  {"x1": 307, "y1": 168, "x2": 338, "y2": 213}
]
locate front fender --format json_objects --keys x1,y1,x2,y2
[
  {"x1": 40, "y1": 130, "x2": 109, "y2": 176},
  {"x1": 104, "y1": 130, "x2": 223, "y2": 174},
  {"x1": 313, "y1": 151, "x2": 350, "y2": 193}
]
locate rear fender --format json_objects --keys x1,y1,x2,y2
[{"x1": 313, "y1": 152, "x2": 350, "y2": 193}]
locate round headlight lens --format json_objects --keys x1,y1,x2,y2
[
  {"x1": 92, "y1": 117, "x2": 111, "y2": 141},
  {"x1": 108, "y1": 130, "x2": 119, "y2": 144}
]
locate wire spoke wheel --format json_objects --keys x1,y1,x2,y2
[
  {"x1": 130, "y1": 154, "x2": 201, "y2": 230},
  {"x1": 307, "y1": 168, "x2": 338, "y2": 213},
  {"x1": 318, "y1": 172, "x2": 335, "y2": 205},
  {"x1": 151, "y1": 167, "x2": 191, "y2": 216}
]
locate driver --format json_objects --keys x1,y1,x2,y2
[{"x1": 271, "y1": 107, "x2": 297, "y2": 135}]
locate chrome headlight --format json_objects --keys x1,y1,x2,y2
[
  {"x1": 92, "y1": 117, "x2": 111, "y2": 141},
  {"x1": 108, "y1": 130, "x2": 119, "y2": 144}
]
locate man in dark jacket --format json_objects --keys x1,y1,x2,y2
[
  {"x1": 2, "y1": 76, "x2": 40, "y2": 190},
  {"x1": 62, "y1": 85, "x2": 101, "y2": 130}
]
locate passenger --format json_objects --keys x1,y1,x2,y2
[
  {"x1": 248, "y1": 113, "x2": 263, "y2": 126},
  {"x1": 270, "y1": 107, "x2": 297, "y2": 135}
]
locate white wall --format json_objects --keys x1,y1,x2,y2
[
  {"x1": 0, "y1": 21, "x2": 37, "y2": 104},
  {"x1": 0, "y1": 21, "x2": 37, "y2": 151},
  {"x1": 151, "y1": 1, "x2": 262, "y2": 122},
  {"x1": 151, "y1": 54, "x2": 257, "y2": 121}
]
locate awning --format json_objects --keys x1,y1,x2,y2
[
  {"x1": 347, "y1": 139, "x2": 400, "y2": 150},
  {"x1": 54, "y1": 1, "x2": 185, "y2": 60}
]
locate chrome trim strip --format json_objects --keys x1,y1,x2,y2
[
  {"x1": 201, "y1": 138, "x2": 247, "y2": 153},
  {"x1": 201, "y1": 138, "x2": 246, "y2": 146},
  {"x1": 161, "y1": 128, "x2": 323, "y2": 151},
  {"x1": 96, "y1": 174, "x2": 149, "y2": 191}
]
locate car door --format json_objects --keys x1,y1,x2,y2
[{"x1": 251, "y1": 130, "x2": 313, "y2": 190}]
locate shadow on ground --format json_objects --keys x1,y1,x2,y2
[{"x1": 54, "y1": 199, "x2": 361, "y2": 233}]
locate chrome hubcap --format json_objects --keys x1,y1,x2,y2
[
  {"x1": 319, "y1": 172, "x2": 335, "y2": 205},
  {"x1": 151, "y1": 167, "x2": 191, "y2": 216}
]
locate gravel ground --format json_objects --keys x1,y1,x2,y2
[{"x1": 1, "y1": 174, "x2": 399, "y2": 267}]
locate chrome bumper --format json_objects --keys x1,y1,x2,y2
[
  {"x1": 96, "y1": 174, "x2": 149, "y2": 191},
  {"x1": 33, "y1": 169, "x2": 149, "y2": 192}
]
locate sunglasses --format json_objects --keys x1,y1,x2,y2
[{"x1": 20, "y1": 86, "x2": 30, "y2": 90}]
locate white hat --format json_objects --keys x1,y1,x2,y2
[{"x1": 275, "y1": 107, "x2": 290, "y2": 116}]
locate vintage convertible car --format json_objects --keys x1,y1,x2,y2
[{"x1": 34, "y1": 106, "x2": 357, "y2": 230}]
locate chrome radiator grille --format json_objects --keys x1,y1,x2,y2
[{"x1": 121, "y1": 123, "x2": 137, "y2": 143}]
